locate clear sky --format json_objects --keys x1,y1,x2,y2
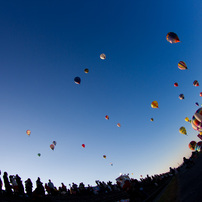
[{"x1": 0, "y1": 0, "x2": 202, "y2": 190}]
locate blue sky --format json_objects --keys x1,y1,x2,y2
[{"x1": 0, "y1": 0, "x2": 202, "y2": 189}]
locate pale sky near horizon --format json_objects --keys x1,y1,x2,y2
[{"x1": 0, "y1": 0, "x2": 202, "y2": 190}]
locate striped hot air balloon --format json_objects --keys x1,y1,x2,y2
[
  {"x1": 151, "y1": 101, "x2": 158, "y2": 108},
  {"x1": 178, "y1": 61, "x2": 187, "y2": 70}
]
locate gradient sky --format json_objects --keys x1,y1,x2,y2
[{"x1": 0, "y1": 0, "x2": 202, "y2": 190}]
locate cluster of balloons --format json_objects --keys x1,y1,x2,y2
[
  {"x1": 105, "y1": 115, "x2": 121, "y2": 127},
  {"x1": 189, "y1": 141, "x2": 202, "y2": 152}
]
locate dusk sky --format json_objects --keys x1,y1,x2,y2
[{"x1": 0, "y1": 0, "x2": 202, "y2": 189}]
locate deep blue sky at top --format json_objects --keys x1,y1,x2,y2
[{"x1": 0, "y1": 0, "x2": 202, "y2": 188}]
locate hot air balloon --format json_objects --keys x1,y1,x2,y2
[
  {"x1": 185, "y1": 117, "x2": 191, "y2": 123},
  {"x1": 189, "y1": 141, "x2": 197, "y2": 150},
  {"x1": 179, "y1": 94, "x2": 184, "y2": 100},
  {"x1": 191, "y1": 108, "x2": 202, "y2": 132},
  {"x1": 53, "y1": 141, "x2": 56, "y2": 146},
  {"x1": 74, "y1": 77, "x2": 81, "y2": 84},
  {"x1": 100, "y1": 53, "x2": 106, "y2": 60},
  {"x1": 110, "y1": 163, "x2": 113, "y2": 166},
  {"x1": 140, "y1": 175, "x2": 143, "y2": 178},
  {"x1": 179, "y1": 126, "x2": 187, "y2": 135},
  {"x1": 200, "y1": 92, "x2": 202, "y2": 97},
  {"x1": 150, "y1": 118, "x2": 154, "y2": 121},
  {"x1": 195, "y1": 142, "x2": 202, "y2": 152},
  {"x1": 26, "y1": 130, "x2": 31, "y2": 136},
  {"x1": 196, "y1": 102, "x2": 199, "y2": 106},
  {"x1": 174, "y1": 83, "x2": 178, "y2": 87},
  {"x1": 103, "y1": 155, "x2": 106, "y2": 159},
  {"x1": 178, "y1": 61, "x2": 187, "y2": 70},
  {"x1": 166, "y1": 32, "x2": 180, "y2": 44},
  {"x1": 105, "y1": 115, "x2": 109, "y2": 120},
  {"x1": 151, "y1": 101, "x2": 158, "y2": 108},
  {"x1": 117, "y1": 123, "x2": 121, "y2": 127},
  {"x1": 82, "y1": 144, "x2": 85, "y2": 148},
  {"x1": 38, "y1": 153, "x2": 41, "y2": 157},
  {"x1": 84, "y1": 68, "x2": 89, "y2": 73},
  {"x1": 193, "y1": 80, "x2": 199, "y2": 86},
  {"x1": 50, "y1": 144, "x2": 55, "y2": 150}
]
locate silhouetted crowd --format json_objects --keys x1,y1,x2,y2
[{"x1": 0, "y1": 152, "x2": 199, "y2": 201}]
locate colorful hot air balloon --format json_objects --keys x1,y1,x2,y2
[
  {"x1": 151, "y1": 101, "x2": 158, "y2": 108},
  {"x1": 196, "y1": 102, "x2": 199, "y2": 106},
  {"x1": 166, "y1": 32, "x2": 180, "y2": 44},
  {"x1": 191, "y1": 108, "x2": 202, "y2": 132},
  {"x1": 150, "y1": 118, "x2": 154, "y2": 121},
  {"x1": 200, "y1": 92, "x2": 202, "y2": 97},
  {"x1": 26, "y1": 130, "x2": 31, "y2": 136},
  {"x1": 84, "y1": 68, "x2": 89, "y2": 73},
  {"x1": 179, "y1": 126, "x2": 187, "y2": 135},
  {"x1": 74, "y1": 77, "x2": 81, "y2": 84},
  {"x1": 82, "y1": 144, "x2": 85, "y2": 148},
  {"x1": 100, "y1": 53, "x2": 106, "y2": 60},
  {"x1": 174, "y1": 83, "x2": 178, "y2": 87},
  {"x1": 105, "y1": 115, "x2": 109, "y2": 120},
  {"x1": 50, "y1": 144, "x2": 55, "y2": 150},
  {"x1": 117, "y1": 123, "x2": 121, "y2": 127},
  {"x1": 53, "y1": 141, "x2": 56, "y2": 146},
  {"x1": 103, "y1": 155, "x2": 106, "y2": 159},
  {"x1": 193, "y1": 80, "x2": 199, "y2": 86},
  {"x1": 179, "y1": 94, "x2": 184, "y2": 100},
  {"x1": 178, "y1": 61, "x2": 187, "y2": 70},
  {"x1": 189, "y1": 141, "x2": 197, "y2": 151},
  {"x1": 38, "y1": 153, "x2": 41, "y2": 157}
]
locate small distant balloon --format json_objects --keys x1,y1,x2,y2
[
  {"x1": 26, "y1": 130, "x2": 31, "y2": 136},
  {"x1": 50, "y1": 144, "x2": 55, "y2": 150},
  {"x1": 105, "y1": 115, "x2": 109, "y2": 120},
  {"x1": 189, "y1": 141, "x2": 196, "y2": 151},
  {"x1": 151, "y1": 101, "x2": 158, "y2": 108},
  {"x1": 178, "y1": 61, "x2": 187, "y2": 70},
  {"x1": 74, "y1": 77, "x2": 81, "y2": 84},
  {"x1": 140, "y1": 175, "x2": 143, "y2": 178},
  {"x1": 200, "y1": 92, "x2": 202, "y2": 97},
  {"x1": 103, "y1": 155, "x2": 106, "y2": 159},
  {"x1": 100, "y1": 53, "x2": 106, "y2": 60},
  {"x1": 150, "y1": 118, "x2": 154, "y2": 122},
  {"x1": 179, "y1": 94, "x2": 184, "y2": 100},
  {"x1": 185, "y1": 117, "x2": 191, "y2": 123},
  {"x1": 193, "y1": 80, "x2": 199, "y2": 86},
  {"x1": 82, "y1": 144, "x2": 85, "y2": 148},
  {"x1": 38, "y1": 153, "x2": 41, "y2": 157},
  {"x1": 84, "y1": 68, "x2": 89, "y2": 73},
  {"x1": 174, "y1": 83, "x2": 178, "y2": 87},
  {"x1": 179, "y1": 126, "x2": 187, "y2": 135},
  {"x1": 166, "y1": 32, "x2": 180, "y2": 44},
  {"x1": 196, "y1": 102, "x2": 199, "y2": 106},
  {"x1": 53, "y1": 141, "x2": 56, "y2": 146},
  {"x1": 110, "y1": 163, "x2": 113, "y2": 166},
  {"x1": 117, "y1": 123, "x2": 121, "y2": 127}
]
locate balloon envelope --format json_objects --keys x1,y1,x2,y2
[
  {"x1": 82, "y1": 144, "x2": 85, "y2": 148},
  {"x1": 174, "y1": 83, "x2": 178, "y2": 87},
  {"x1": 191, "y1": 108, "x2": 202, "y2": 132},
  {"x1": 84, "y1": 68, "x2": 89, "y2": 73},
  {"x1": 193, "y1": 80, "x2": 199, "y2": 86},
  {"x1": 38, "y1": 153, "x2": 41, "y2": 157},
  {"x1": 105, "y1": 115, "x2": 109, "y2": 120},
  {"x1": 200, "y1": 92, "x2": 202, "y2": 97},
  {"x1": 196, "y1": 102, "x2": 199, "y2": 106},
  {"x1": 189, "y1": 141, "x2": 196, "y2": 150},
  {"x1": 100, "y1": 53, "x2": 106, "y2": 60},
  {"x1": 53, "y1": 141, "x2": 56, "y2": 146},
  {"x1": 179, "y1": 94, "x2": 184, "y2": 100},
  {"x1": 74, "y1": 77, "x2": 81, "y2": 84},
  {"x1": 50, "y1": 144, "x2": 55, "y2": 150},
  {"x1": 103, "y1": 155, "x2": 106, "y2": 159},
  {"x1": 151, "y1": 101, "x2": 158, "y2": 108},
  {"x1": 117, "y1": 123, "x2": 121, "y2": 127},
  {"x1": 185, "y1": 117, "x2": 190, "y2": 122},
  {"x1": 150, "y1": 118, "x2": 154, "y2": 121},
  {"x1": 178, "y1": 61, "x2": 187, "y2": 70},
  {"x1": 179, "y1": 126, "x2": 187, "y2": 135},
  {"x1": 26, "y1": 130, "x2": 31, "y2": 136},
  {"x1": 166, "y1": 32, "x2": 180, "y2": 43}
]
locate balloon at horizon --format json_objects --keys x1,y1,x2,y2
[{"x1": 0, "y1": 1, "x2": 201, "y2": 190}]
